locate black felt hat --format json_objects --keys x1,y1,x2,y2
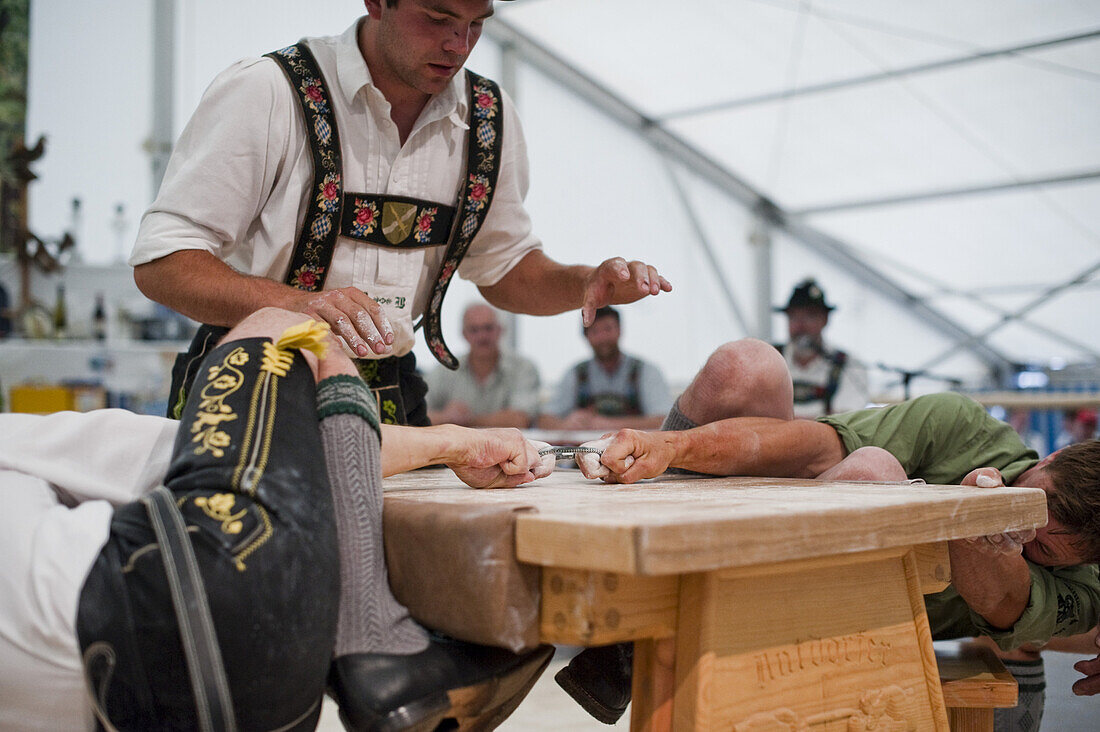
[{"x1": 776, "y1": 279, "x2": 835, "y2": 312}]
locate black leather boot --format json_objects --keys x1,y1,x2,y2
[
  {"x1": 329, "y1": 635, "x2": 554, "y2": 732},
  {"x1": 554, "y1": 642, "x2": 634, "y2": 724}
]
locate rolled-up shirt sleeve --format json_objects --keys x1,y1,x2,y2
[
  {"x1": 130, "y1": 57, "x2": 295, "y2": 268},
  {"x1": 974, "y1": 562, "x2": 1100, "y2": 650}
]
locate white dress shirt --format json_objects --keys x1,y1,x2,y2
[
  {"x1": 0, "y1": 410, "x2": 178, "y2": 730},
  {"x1": 783, "y1": 341, "x2": 871, "y2": 418},
  {"x1": 132, "y1": 19, "x2": 541, "y2": 357}
]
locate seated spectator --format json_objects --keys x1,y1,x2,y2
[
  {"x1": 426, "y1": 302, "x2": 540, "y2": 428},
  {"x1": 539, "y1": 306, "x2": 672, "y2": 431}
]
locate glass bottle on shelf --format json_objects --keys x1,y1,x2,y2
[
  {"x1": 53, "y1": 283, "x2": 68, "y2": 339},
  {"x1": 93, "y1": 293, "x2": 107, "y2": 341}
]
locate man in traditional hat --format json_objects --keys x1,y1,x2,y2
[
  {"x1": 776, "y1": 278, "x2": 870, "y2": 417},
  {"x1": 130, "y1": 0, "x2": 670, "y2": 426}
]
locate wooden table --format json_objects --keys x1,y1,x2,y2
[{"x1": 384, "y1": 471, "x2": 1046, "y2": 731}]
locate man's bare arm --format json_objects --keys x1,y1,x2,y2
[
  {"x1": 380, "y1": 423, "x2": 540, "y2": 488},
  {"x1": 947, "y1": 540, "x2": 1031, "y2": 629},
  {"x1": 479, "y1": 250, "x2": 671, "y2": 327},
  {"x1": 594, "y1": 417, "x2": 846, "y2": 483},
  {"x1": 135, "y1": 250, "x2": 309, "y2": 326},
  {"x1": 135, "y1": 250, "x2": 395, "y2": 356}
]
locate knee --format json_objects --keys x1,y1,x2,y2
[
  {"x1": 682, "y1": 339, "x2": 792, "y2": 421},
  {"x1": 826, "y1": 446, "x2": 907, "y2": 481}
]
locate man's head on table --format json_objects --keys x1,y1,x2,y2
[{"x1": 1012, "y1": 440, "x2": 1100, "y2": 567}]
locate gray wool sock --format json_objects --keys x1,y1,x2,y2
[
  {"x1": 317, "y1": 375, "x2": 428, "y2": 657},
  {"x1": 661, "y1": 397, "x2": 698, "y2": 432},
  {"x1": 994, "y1": 658, "x2": 1045, "y2": 732}
]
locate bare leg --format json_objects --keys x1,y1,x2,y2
[{"x1": 816, "y1": 446, "x2": 907, "y2": 481}]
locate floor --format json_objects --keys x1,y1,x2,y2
[
  {"x1": 316, "y1": 646, "x2": 628, "y2": 731},
  {"x1": 316, "y1": 647, "x2": 1095, "y2": 731}
]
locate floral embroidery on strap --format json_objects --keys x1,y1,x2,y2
[
  {"x1": 422, "y1": 71, "x2": 505, "y2": 370},
  {"x1": 266, "y1": 43, "x2": 342, "y2": 293}
]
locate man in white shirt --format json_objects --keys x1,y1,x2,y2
[
  {"x1": 426, "y1": 301, "x2": 540, "y2": 428},
  {"x1": 130, "y1": 0, "x2": 670, "y2": 424},
  {"x1": 0, "y1": 307, "x2": 555, "y2": 731},
  {"x1": 776, "y1": 279, "x2": 870, "y2": 417}
]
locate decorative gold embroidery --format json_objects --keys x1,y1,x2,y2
[
  {"x1": 233, "y1": 504, "x2": 273, "y2": 572},
  {"x1": 261, "y1": 341, "x2": 295, "y2": 376},
  {"x1": 191, "y1": 347, "x2": 247, "y2": 457},
  {"x1": 194, "y1": 493, "x2": 247, "y2": 535}
]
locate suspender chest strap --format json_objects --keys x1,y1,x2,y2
[
  {"x1": 266, "y1": 43, "x2": 344, "y2": 292},
  {"x1": 422, "y1": 71, "x2": 505, "y2": 370},
  {"x1": 268, "y1": 45, "x2": 506, "y2": 371}
]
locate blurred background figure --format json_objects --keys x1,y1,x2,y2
[
  {"x1": 1008, "y1": 408, "x2": 1048, "y2": 456},
  {"x1": 425, "y1": 302, "x2": 540, "y2": 429},
  {"x1": 776, "y1": 279, "x2": 870, "y2": 418},
  {"x1": 1056, "y1": 408, "x2": 1099, "y2": 451},
  {"x1": 540, "y1": 306, "x2": 672, "y2": 431}
]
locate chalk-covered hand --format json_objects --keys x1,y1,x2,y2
[
  {"x1": 528, "y1": 440, "x2": 557, "y2": 480},
  {"x1": 960, "y1": 467, "x2": 1036, "y2": 555},
  {"x1": 577, "y1": 431, "x2": 673, "y2": 484},
  {"x1": 291, "y1": 286, "x2": 395, "y2": 357},
  {"x1": 446, "y1": 428, "x2": 541, "y2": 489}
]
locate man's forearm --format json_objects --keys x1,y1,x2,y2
[
  {"x1": 134, "y1": 250, "x2": 307, "y2": 326},
  {"x1": 479, "y1": 250, "x2": 592, "y2": 315},
  {"x1": 947, "y1": 540, "x2": 1032, "y2": 630},
  {"x1": 669, "y1": 417, "x2": 845, "y2": 477},
  {"x1": 380, "y1": 423, "x2": 461, "y2": 476}
]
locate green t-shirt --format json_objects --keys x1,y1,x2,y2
[
  {"x1": 925, "y1": 563, "x2": 1100, "y2": 650},
  {"x1": 821, "y1": 392, "x2": 1100, "y2": 648},
  {"x1": 820, "y1": 392, "x2": 1039, "y2": 484}
]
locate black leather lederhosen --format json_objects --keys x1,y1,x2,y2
[
  {"x1": 78, "y1": 336, "x2": 340, "y2": 730},
  {"x1": 167, "y1": 42, "x2": 505, "y2": 425}
]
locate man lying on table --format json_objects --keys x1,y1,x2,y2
[
  {"x1": 554, "y1": 338, "x2": 1100, "y2": 726},
  {"x1": 0, "y1": 307, "x2": 555, "y2": 732}
]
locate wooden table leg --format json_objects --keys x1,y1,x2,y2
[
  {"x1": 671, "y1": 548, "x2": 950, "y2": 730},
  {"x1": 631, "y1": 637, "x2": 676, "y2": 732}
]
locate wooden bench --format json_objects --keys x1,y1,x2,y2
[{"x1": 935, "y1": 640, "x2": 1018, "y2": 731}]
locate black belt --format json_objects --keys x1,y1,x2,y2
[{"x1": 355, "y1": 352, "x2": 431, "y2": 426}]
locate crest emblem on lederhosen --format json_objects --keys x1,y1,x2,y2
[{"x1": 382, "y1": 201, "x2": 419, "y2": 245}]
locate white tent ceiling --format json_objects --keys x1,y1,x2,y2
[{"x1": 23, "y1": 0, "x2": 1100, "y2": 395}]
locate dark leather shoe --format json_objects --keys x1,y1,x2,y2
[
  {"x1": 554, "y1": 642, "x2": 634, "y2": 725},
  {"x1": 329, "y1": 635, "x2": 554, "y2": 732}
]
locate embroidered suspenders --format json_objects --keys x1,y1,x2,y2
[
  {"x1": 266, "y1": 44, "x2": 344, "y2": 292},
  {"x1": 266, "y1": 43, "x2": 505, "y2": 370},
  {"x1": 421, "y1": 73, "x2": 504, "y2": 370}
]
